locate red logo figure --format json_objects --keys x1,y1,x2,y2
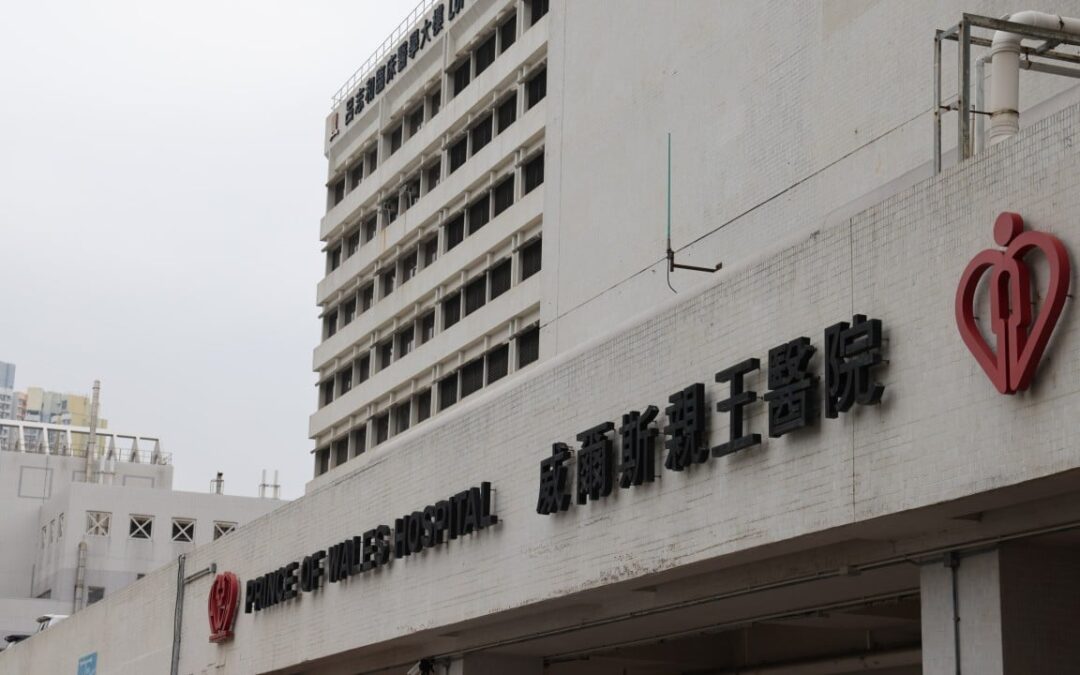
[
  {"x1": 208, "y1": 572, "x2": 240, "y2": 643},
  {"x1": 955, "y1": 212, "x2": 1070, "y2": 394}
]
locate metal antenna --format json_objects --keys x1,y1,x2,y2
[{"x1": 665, "y1": 132, "x2": 722, "y2": 294}]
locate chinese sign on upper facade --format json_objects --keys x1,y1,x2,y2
[{"x1": 344, "y1": 0, "x2": 467, "y2": 127}]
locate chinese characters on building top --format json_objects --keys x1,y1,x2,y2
[
  {"x1": 344, "y1": 0, "x2": 466, "y2": 126},
  {"x1": 537, "y1": 315, "x2": 886, "y2": 515}
]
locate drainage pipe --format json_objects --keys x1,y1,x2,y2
[
  {"x1": 72, "y1": 541, "x2": 87, "y2": 613},
  {"x1": 989, "y1": 11, "x2": 1080, "y2": 145}
]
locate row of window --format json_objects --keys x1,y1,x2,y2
[
  {"x1": 320, "y1": 236, "x2": 542, "y2": 409},
  {"x1": 325, "y1": 63, "x2": 546, "y2": 278},
  {"x1": 315, "y1": 323, "x2": 541, "y2": 476},
  {"x1": 322, "y1": 150, "x2": 544, "y2": 342},
  {"x1": 80, "y1": 511, "x2": 236, "y2": 542},
  {"x1": 329, "y1": 0, "x2": 549, "y2": 209}
]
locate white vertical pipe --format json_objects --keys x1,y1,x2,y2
[{"x1": 989, "y1": 12, "x2": 1080, "y2": 145}]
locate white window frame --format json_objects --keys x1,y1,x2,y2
[
  {"x1": 86, "y1": 511, "x2": 111, "y2": 537},
  {"x1": 128, "y1": 514, "x2": 153, "y2": 540},
  {"x1": 171, "y1": 518, "x2": 195, "y2": 543},
  {"x1": 212, "y1": 521, "x2": 237, "y2": 540}
]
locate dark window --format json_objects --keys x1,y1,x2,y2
[
  {"x1": 324, "y1": 309, "x2": 338, "y2": 339},
  {"x1": 408, "y1": 106, "x2": 424, "y2": 136},
  {"x1": 420, "y1": 311, "x2": 435, "y2": 343},
  {"x1": 474, "y1": 34, "x2": 496, "y2": 75},
  {"x1": 332, "y1": 179, "x2": 346, "y2": 206},
  {"x1": 403, "y1": 177, "x2": 421, "y2": 211},
  {"x1": 316, "y1": 447, "x2": 330, "y2": 476},
  {"x1": 471, "y1": 113, "x2": 493, "y2": 155},
  {"x1": 499, "y1": 15, "x2": 517, "y2": 52},
  {"x1": 487, "y1": 344, "x2": 509, "y2": 384},
  {"x1": 461, "y1": 358, "x2": 484, "y2": 398},
  {"x1": 426, "y1": 162, "x2": 441, "y2": 192},
  {"x1": 367, "y1": 149, "x2": 378, "y2": 174},
  {"x1": 337, "y1": 366, "x2": 352, "y2": 396},
  {"x1": 389, "y1": 124, "x2": 403, "y2": 154},
  {"x1": 349, "y1": 164, "x2": 363, "y2": 190},
  {"x1": 530, "y1": 0, "x2": 549, "y2": 25},
  {"x1": 497, "y1": 93, "x2": 517, "y2": 133},
  {"x1": 360, "y1": 283, "x2": 374, "y2": 311},
  {"x1": 346, "y1": 229, "x2": 360, "y2": 257},
  {"x1": 439, "y1": 373, "x2": 458, "y2": 410},
  {"x1": 429, "y1": 89, "x2": 441, "y2": 117},
  {"x1": 397, "y1": 325, "x2": 414, "y2": 359},
  {"x1": 384, "y1": 197, "x2": 399, "y2": 225},
  {"x1": 445, "y1": 213, "x2": 465, "y2": 250},
  {"x1": 489, "y1": 258, "x2": 512, "y2": 299},
  {"x1": 394, "y1": 401, "x2": 411, "y2": 434},
  {"x1": 493, "y1": 175, "x2": 515, "y2": 216},
  {"x1": 381, "y1": 267, "x2": 396, "y2": 298},
  {"x1": 363, "y1": 216, "x2": 377, "y2": 243},
  {"x1": 356, "y1": 354, "x2": 371, "y2": 384},
  {"x1": 342, "y1": 297, "x2": 356, "y2": 325},
  {"x1": 453, "y1": 60, "x2": 471, "y2": 96},
  {"x1": 320, "y1": 379, "x2": 335, "y2": 407},
  {"x1": 449, "y1": 137, "x2": 468, "y2": 173},
  {"x1": 518, "y1": 324, "x2": 540, "y2": 367},
  {"x1": 333, "y1": 437, "x2": 348, "y2": 466},
  {"x1": 374, "y1": 413, "x2": 389, "y2": 445},
  {"x1": 378, "y1": 339, "x2": 394, "y2": 369},
  {"x1": 443, "y1": 292, "x2": 461, "y2": 329},
  {"x1": 527, "y1": 67, "x2": 547, "y2": 109},
  {"x1": 468, "y1": 194, "x2": 490, "y2": 234},
  {"x1": 416, "y1": 390, "x2": 432, "y2": 422},
  {"x1": 465, "y1": 276, "x2": 487, "y2": 315},
  {"x1": 422, "y1": 236, "x2": 439, "y2": 267},
  {"x1": 350, "y1": 425, "x2": 367, "y2": 457},
  {"x1": 521, "y1": 238, "x2": 542, "y2": 280},
  {"x1": 524, "y1": 152, "x2": 545, "y2": 193},
  {"x1": 328, "y1": 245, "x2": 342, "y2": 272},
  {"x1": 401, "y1": 250, "x2": 418, "y2": 283}
]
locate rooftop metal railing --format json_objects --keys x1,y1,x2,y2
[
  {"x1": 0, "y1": 422, "x2": 171, "y2": 465},
  {"x1": 330, "y1": 0, "x2": 441, "y2": 110}
]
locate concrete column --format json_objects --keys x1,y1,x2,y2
[
  {"x1": 920, "y1": 543, "x2": 1080, "y2": 675},
  {"x1": 516, "y1": 0, "x2": 527, "y2": 37},
  {"x1": 447, "y1": 653, "x2": 542, "y2": 675}
]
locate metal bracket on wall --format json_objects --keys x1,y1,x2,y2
[{"x1": 933, "y1": 13, "x2": 1080, "y2": 175}]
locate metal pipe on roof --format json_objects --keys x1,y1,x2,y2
[{"x1": 989, "y1": 11, "x2": 1080, "y2": 145}]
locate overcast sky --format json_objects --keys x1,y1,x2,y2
[{"x1": 0, "y1": 1, "x2": 412, "y2": 499}]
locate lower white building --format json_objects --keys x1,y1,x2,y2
[{"x1": 0, "y1": 420, "x2": 284, "y2": 642}]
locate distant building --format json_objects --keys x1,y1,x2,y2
[
  {"x1": 0, "y1": 362, "x2": 14, "y2": 391},
  {"x1": 0, "y1": 377, "x2": 285, "y2": 642}
]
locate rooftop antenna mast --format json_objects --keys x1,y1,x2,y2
[{"x1": 665, "y1": 132, "x2": 721, "y2": 293}]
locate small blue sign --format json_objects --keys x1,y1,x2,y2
[{"x1": 77, "y1": 653, "x2": 97, "y2": 675}]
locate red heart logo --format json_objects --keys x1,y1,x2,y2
[{"x1": 955, "y1": 213, "x2": 1071, "y2": 394}]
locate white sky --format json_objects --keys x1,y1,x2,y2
[{"x1": 0, "y1": 1, "x2": 413, "y2": 499}]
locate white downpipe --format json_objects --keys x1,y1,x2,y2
[{"x1": 989, "y1": 11, "x2": 1080, "y2": 145}]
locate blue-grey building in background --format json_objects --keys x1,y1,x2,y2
[{"x1": 0, "y1": 362, "x2": 13, "y2": 390}]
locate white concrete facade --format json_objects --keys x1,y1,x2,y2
[
  {"x1": 9, "y1": 1, "x2": 1080, "y2": 674},
  {"x1": 311, "y1": 0, "x2": 548, "y2": 481},
  {"x1": 0, "y1": 423, "x2": 284, "y2": 642}
]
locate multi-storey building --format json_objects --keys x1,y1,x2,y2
[
  {"x1": 14, "y1": 2, "x2": 1080, "y2": 674},
  {"x1": 311, "y1": 0, "x2": 549, "y2": 479}
]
